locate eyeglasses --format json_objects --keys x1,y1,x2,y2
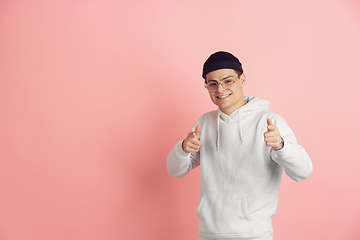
[{"x1": 205, "y1": 79, "x2": 236, "y2": 93}]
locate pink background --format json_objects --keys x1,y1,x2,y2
[{"x1": 1, "y1": 0, "x2": 359, "y2": 239}]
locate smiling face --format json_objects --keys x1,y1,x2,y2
[{"x1": 205, "y1": 69, "x2": 246, "y2": 115}]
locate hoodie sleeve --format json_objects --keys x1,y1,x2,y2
[
  {"x1": 166, "y1": 141, "x2": 200, "y2": 178},
  {"x1": 270, "y1": 115, "x2": 313, "y2": 182},
  {"x1": 166, "y1": 117, "x2": 203, "y2": 178}
]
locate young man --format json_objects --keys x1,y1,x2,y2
[{"x1": 167, "y1": 51, "x2": 313, "y2": 240}]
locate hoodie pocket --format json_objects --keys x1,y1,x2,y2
[{"x1": 197, "y1": 193, "x2": 253, "y2": 235}]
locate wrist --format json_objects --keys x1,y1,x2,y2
[{"x1": 275, "y1": 137, "x2": 284, "y2": 151}]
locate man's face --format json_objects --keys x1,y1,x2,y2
[{"x1": 205, "y1": 69, "x2": 246, "y2": 115}]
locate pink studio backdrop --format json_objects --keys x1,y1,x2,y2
[{"x1": 1, "y1": 0, "x2": 359, "y2": 239}]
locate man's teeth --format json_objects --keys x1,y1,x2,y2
[{"x1": 217, "y1": 94, "x2": 230, "y2": 99}]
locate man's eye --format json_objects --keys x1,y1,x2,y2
[
  {"x1": 224, "y1": 80, "x2": 233, "y2": 84},
  {"x1": 209, "y1": 83, "x2": 217, "y2": 86}
]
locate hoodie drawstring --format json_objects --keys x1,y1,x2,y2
[
  {"x1": 216, "y1": 113, "x2": 220, "y2": 151},
  {"x1": 238, "y1": 110, "x2": 244, "y2": 145}
]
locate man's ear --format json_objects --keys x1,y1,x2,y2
[
  {"x1": 240, "y1": 73, "x2": 246, "y2": 86},
  {"x1": 204, "y1": 77, "x2": 208, "y2": 84}
]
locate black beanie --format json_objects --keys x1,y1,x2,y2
[{"x1": 202, "y1": 51, "x2": 243, "y2": 79}]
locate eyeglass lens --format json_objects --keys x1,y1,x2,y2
[{"x1": 206, "y1": 81, "x2": 234, "y2": 93}]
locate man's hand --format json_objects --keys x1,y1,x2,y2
[
  {"x1": 264, "y1": 118, "x2": 284, "y2": 151},
  {"x1": 182, "y1": 125, "x2": 203, "y2": 153}
]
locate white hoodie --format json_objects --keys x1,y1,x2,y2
[{"x1": 167, "y1": 96, "x2": 313, "y2": 239}]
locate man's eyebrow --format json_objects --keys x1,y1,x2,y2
[{"x1": 220, "y1": 75, "x2": 235, "y2": 81}]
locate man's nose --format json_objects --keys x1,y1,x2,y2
[{"x1": 216, "y1": 83, "x2": 225, "y2": 92}]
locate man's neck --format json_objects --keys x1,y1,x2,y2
[{"x1": 220, "y1": 100, "x2": 247, "y2": 115}]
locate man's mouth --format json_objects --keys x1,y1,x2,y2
[{"x1": 216, "y1": 93, "x2": 231, "y2": 99}]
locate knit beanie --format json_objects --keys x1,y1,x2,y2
[{"x1": 202, "y1": 51, "x2": 243, "y2": 79}]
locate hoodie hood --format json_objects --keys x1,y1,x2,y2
[{"x1": 215, "y1": 96, "x2": 270, "y2": 150}]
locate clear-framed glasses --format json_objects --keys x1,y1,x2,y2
[{"x1": 204, "y1": 79, "x2": 236, "y2": 93}]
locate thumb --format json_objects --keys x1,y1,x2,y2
[
  {"x1": 194, "y1": 125, "x2": 201, "y2": 139},
  {"x1": 267, "y1": 118, "x2": 274, "y2": 131}
]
